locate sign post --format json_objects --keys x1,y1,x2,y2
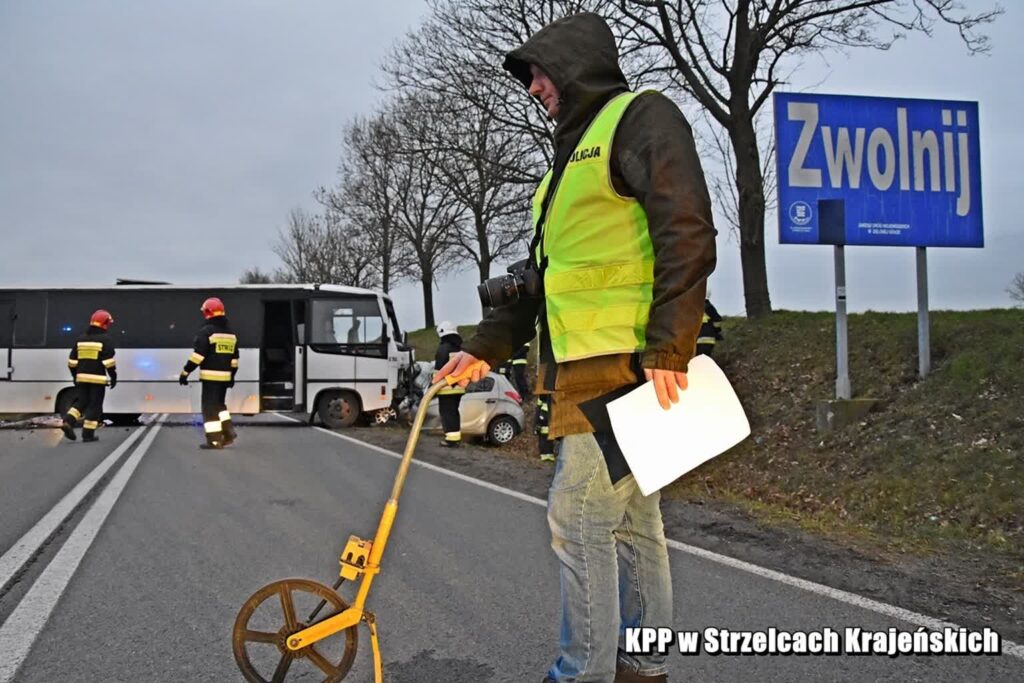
[
  {"x1": 774, "y1": 92, "x2": 983, "y2": 400},
  {"x1": 916, "y1": 247, "x2": 930, "y2": 378},
  {"x1": 834, "y1": 246, "x2": 851, "y2": 399}
]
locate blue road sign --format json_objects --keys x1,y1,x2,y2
[{"x1": 774, "y1": 92, "x2": 983, "y2": 247}]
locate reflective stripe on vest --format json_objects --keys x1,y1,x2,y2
[{"x1": 533, "y1": 91, "x2": 654, "y2": 363}]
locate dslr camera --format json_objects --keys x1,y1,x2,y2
[{"x1": 477, "y1": 258, "x2": 543, "y2": 308}]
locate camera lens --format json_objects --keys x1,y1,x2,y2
[{"x1": 477, "y1": 274, "x2": 519, "y2": 309}]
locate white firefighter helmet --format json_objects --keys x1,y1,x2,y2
[{"x1": 436, "y1": 321, "x2": 459, "y2": 338}]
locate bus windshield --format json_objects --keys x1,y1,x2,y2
[{"x1": 310, "y1": 298, "x2": 385, "y2": 350}]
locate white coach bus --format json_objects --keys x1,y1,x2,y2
[{"x1": 0, "y1": 284, "x2": 415, "y2": 427}]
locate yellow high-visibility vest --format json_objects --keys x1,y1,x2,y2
[{"x1": 533, "y1": 91, "x2": 654, "y2": 363}]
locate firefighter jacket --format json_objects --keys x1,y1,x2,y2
[
  {"x1": 697, "y1": 301, "x2": 723, "y2": 347},
  {"x1": 68, "y1": 326, "x2": 116, "y2": 385},
  {"x1": 182, "y1": 316, "x2": 239, "y2": 383},
  {"x1": 435, "y1": 333, "x2": 465, "y2": 396}
]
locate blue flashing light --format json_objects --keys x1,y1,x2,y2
[{"x1": 62, "y1": 325, "x2": 73, "y2": 333}]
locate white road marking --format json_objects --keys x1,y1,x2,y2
[
  {"x1": 0, "y1": 421, "x2": 149, "y2": 593},
  {"x1": 0, "y1": 415, "x2": 167, "y2": 682},
  {"x1": 283, "y1": 414, "x2": 1024, "y2": 661}
]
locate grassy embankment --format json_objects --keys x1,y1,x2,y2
[{"x1": 407, "y1": 310, "x2": 1023, "y2": 570}]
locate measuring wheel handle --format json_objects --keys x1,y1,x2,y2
[{"x1": 232, "y1": 364, "x2": 485, "y2": 682}]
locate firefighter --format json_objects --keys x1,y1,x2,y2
[
  {"x1": 496, "y1": 343, "x2": 530, "y2": 397},
  {"x1": 510, "y1": 343, "x2": 530, "y2": 399},
  {"x1": 535, "y1": 394, "x2": 556, "y2": 463},
  {"x1": 179, "y1": 297, "x2": 239, "y2": 449},
  {"x1": 434, "y1": 321, "x2": 464, "y2": 448},
  {"x1": 61, "y1": 310, "x2": 117, "y2": 442},
  {"x1": 696, "y1": 298, "x2": 723, "y2": 356}
]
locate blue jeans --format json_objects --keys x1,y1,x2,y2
[{"x1": 546, "y1": 433, "x2": 673, "y2": 682}]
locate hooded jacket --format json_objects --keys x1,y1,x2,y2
[{"x1": 461, "y1": 13, "x2": 717, "y2": 438}]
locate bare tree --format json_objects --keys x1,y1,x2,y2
[
  {"x1": 382, "y1": 0, "x2": 566, "y2": 172},
  {"x1": 317, "y1": 114, "x2": 413, "y2": 293},
  {"x1": 611, "y1": 0, "x2": 1002, "y2": 318},
  {"x1": 385, "y1": 97, "x2": 468, "y2": 327},
  {"x1": 239, "y1": 266, "x2": 278, "y2": 284},
  {"x1": 272, "y1": 207, "x2": 381, "y2": 289},
  {"x1": 1008, "y1": 272, "x2": 1024, "y2": 306},
  {"x1": 402, "y1": 90, "x2": 537, "y2": 285}
]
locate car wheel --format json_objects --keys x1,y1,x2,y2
[
  {"x1": 372, "y1": 407, "x2": 395, "y2": 425},
  {"x1": 318, "y1": 391, "x2": 361, "y2": 428},
  {"x1": 487, "y1": 415, "x2": 518, "y2": 445}
]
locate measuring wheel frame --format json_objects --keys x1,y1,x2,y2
[
  {"x1": 232, "y1": 364, "x2": 485, "y2": 682},
  {"x1": 232, "y1": 578, "x2": 357, "y2": 683}
]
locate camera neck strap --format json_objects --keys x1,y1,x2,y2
[{"x1": 528, "y1": 168, "x2": 561, "y2": 272}]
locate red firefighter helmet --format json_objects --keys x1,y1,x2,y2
[
  {"x1": 200, "y1": 297, "x2": 226, "y2": 319},
  {"x1": 90, "y1": 309, "x2": 114, "y2": 329}
]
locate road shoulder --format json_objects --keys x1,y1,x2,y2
[{"x1": 344, "y1": 424, "x2": 1024, "y2": 642}]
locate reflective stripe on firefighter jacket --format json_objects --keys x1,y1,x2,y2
[
  {"x1": 533, "y1": 90, "x2": 654, "y2": 363},
  {"x1": 182, "y1": 316, "x2": 239, "y2": 382},
  {"x1": 68, "y1": 327, "x2": 116, "y2": 385},
  {"x1": 697, "y1": 312, "x2": 717, "y2": 346}
]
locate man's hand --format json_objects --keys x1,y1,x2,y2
[
  {"x1": 644, "y1": 368, "x2": 688, "y2": 410},
  {"x1": 434, "y1": 351, "x2": 491, "y2": 388},
  {"x1": 179, "y1": 372, "x2": 189, "y2": 386},
  {"x1": 108, "y1": 375, "x2": 117, "y2": 390}
]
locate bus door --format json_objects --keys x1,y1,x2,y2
[
  {"x1": 260, "y1": 300, "x2": 297, "y2": 411},
  {"x1": 0, "y1": 300, "x2": 13, "y2": 380},
  {"x1": 292, "y1": 299, "x2": 306, "y2": 411}
]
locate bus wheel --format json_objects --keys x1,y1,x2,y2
[{"x1": 318, "y1": 391, "x2": 361, "y2": 429}]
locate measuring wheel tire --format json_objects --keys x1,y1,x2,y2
[
  {"x1": 233, "y1": 578, "x2": 358, "y2": 682},
  {"x1": 318, "y1": 392, "x2": 361, "y2": 429},
  {"x1": 487, "y1": 415, "x2": 518, "y2": 445}
]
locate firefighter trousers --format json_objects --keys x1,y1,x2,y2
[
  {"x1": 535, "y1": 395, "x2": 554, "y2": 458},
  {"x1": 438, "y1": 393, "x2": 462, "y2": 443},
  {"x1": 201, "y1": 381, "x2": 235, "y2": 446},
  {"x1": 65, "y1": 384, "x2": 106, "y2": 437}
]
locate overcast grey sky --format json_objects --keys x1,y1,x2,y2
[{"x1": 1, "y1": 1, "x2": 1021, "y2": 330}]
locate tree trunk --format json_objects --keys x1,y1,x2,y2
[
  {"x1": 476, "y1": 213, "x2": 491, "y2": 283},
  {"x1": 421, "y1": 269, "x2": 435, "y2": 328},
  {"x1": 729, "y1": 117, "x2": 772, "y2": 319}
]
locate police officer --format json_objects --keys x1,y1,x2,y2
[
  {"x1": 61, "y1": 309, "x2": 117, "y2": 442},
  {"x1": 434, "y1": 321, "x2": 464, "y2": 448},
  {"x1": 696, "y1": 298, "x2": 723, "y2": 356},
  {"x1": 436, "y1": 13, "x2": 717, "y2": 682},
  {"x1": 179, "y1": 297, "x2": 239, "y2": 449}
]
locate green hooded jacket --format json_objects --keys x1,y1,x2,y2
[{"x1": 461, "y1": 12, "x2": 717, "y2": 438}]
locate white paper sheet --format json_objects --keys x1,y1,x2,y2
[{"x1": 606, "y1": 355, "x2": 750, "y2": 496}]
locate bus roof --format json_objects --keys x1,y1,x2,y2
[{"x1": 0, "y1": 283, "x2": 390, "y2": 298}]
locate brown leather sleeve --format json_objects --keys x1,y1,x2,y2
[
  {"x1": 611, "y1": 92, "x2": 717, "y2": 372},
  {"x1": 461, "y1": 296, "x2": 541, "y2": 368}
]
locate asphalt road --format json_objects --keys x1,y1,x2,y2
[{"x1": 0, "y1": 416, "x2": 1021, "y2": 682}]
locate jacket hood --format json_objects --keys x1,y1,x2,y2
[{"x1": 503, "y1": 13, "x2": 628, "y2": 141}]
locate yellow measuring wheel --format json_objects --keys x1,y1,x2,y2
[{"x1": 232, "y1": 364, "x2": 482, "y2": 682}]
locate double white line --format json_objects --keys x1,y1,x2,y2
[{"x1": 0, "y1": 414, "x2": 167, "y2": 682}]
